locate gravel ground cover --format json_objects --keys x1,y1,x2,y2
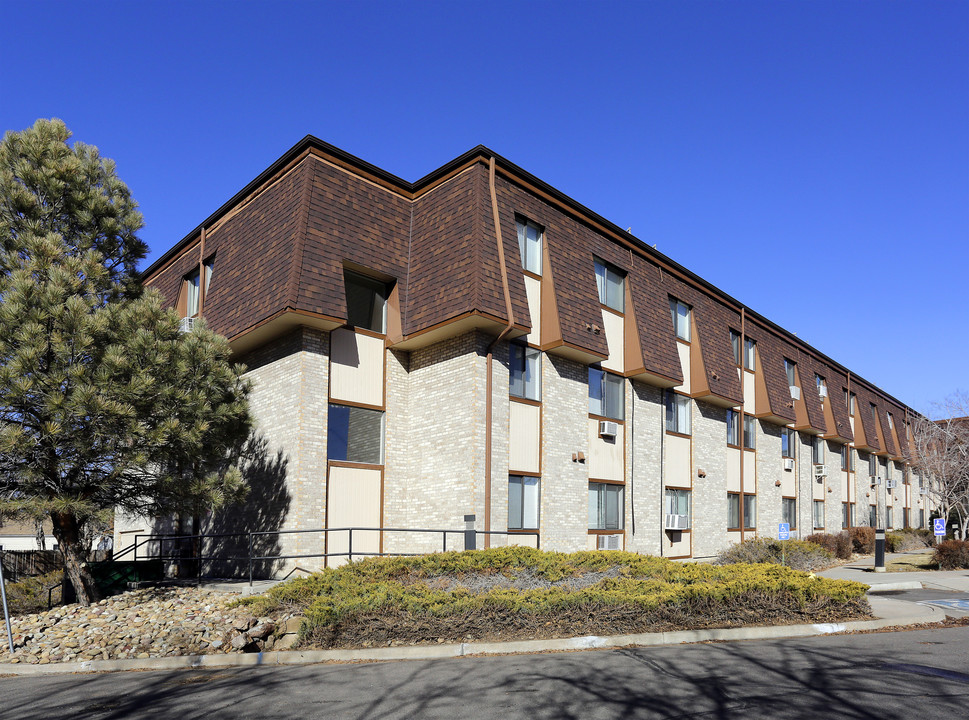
[{"x1": 0, "y1": 586, "x2": 268, "y2": 665}]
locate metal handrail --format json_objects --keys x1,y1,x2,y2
[{"x1": 111, "y1": 525, "x2": 539, "y2": 586}]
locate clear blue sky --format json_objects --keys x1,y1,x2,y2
[{"x1": 2, "y1": 0, "x2": 966, "y2": 414}]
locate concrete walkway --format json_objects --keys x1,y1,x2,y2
[{"x1": 819, "y1": 550, "x2": 969, "y2": 593}]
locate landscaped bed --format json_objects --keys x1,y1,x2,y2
[{"x1": 240, "y1": 547, "x2": 872, "y2": 649}]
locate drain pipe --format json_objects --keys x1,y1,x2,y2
[
  {"x1": 659, "y1": 389, "x2": 666, "y2": 556},
  {"x1": 485, "y1": 156, "x2": 515, "y2": 548}
]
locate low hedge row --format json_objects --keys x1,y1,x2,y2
[
  {"x1": 716, "y1": 538, "x2": 834, "y2": 572},
  {"x1": 243, "y1": 546, "x2": 869, "y2": 647}
]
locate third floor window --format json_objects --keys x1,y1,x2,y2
[
  {"x1": 594, "y1": 258, "x2": 624, "y2": 312},
  {"x1": 669, "y1": 298, "x2": 691, "y2": 341},
  {"x1": 516, "y1": 218, "x2": 542, "y2": 275}
]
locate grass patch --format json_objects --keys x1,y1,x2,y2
[
  {"x1": 240, "y1": 547, "x2": 871, "y2": 649},
  {"x1": 885, "y1": 551, "x2": 938, "y2": 572}
]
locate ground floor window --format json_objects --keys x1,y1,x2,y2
[
  {"x1": 327, "y1": 404, "x2": 384, "y2": 464},
  {"x1": 902, "y1": 508, "x2": 910, "y2": 529},
  {"x1": 813, "y1": 500, "x2": 825, "y2": 530},
  {"x1": 665, "y1": 488, "x2": 691, "y2": 520},
  {"x1": 841, "y1": 502, "x2": 856, "y2": 529},
  {"x1": 743, "y1": 494, "x2": 756, "y2": 530},
  {"x1": 869, "y1": 505, "x2": 877, "y2": 528},
  {"x1": 727, "y1": 493, "x2": 740, "y2": 529},
  {"x1": 782, "y1": 498, "x2": 797, "y2": 530},
  {"x1": 919, "y1": 509, "x2": 925, "y2": 528},
  {"x1": 589, "y1": 482, "x2": 624, "y2": 530},
  {"x1": 508, "y1": 475, "x2": 540, "y2": 530},
  {"x1": 886, "y1": 505, "x2": 893, "y2": 529}
]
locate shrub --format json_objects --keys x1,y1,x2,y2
[
  {"x1": 806, "y1": 532, "x2": 852, "y2": 560},
  {"x1": 885, "y1": 528, "x2": 933, "y2": 552},
  {"x1": 933, "y1": 540, "x2": 969, "y2": 570},
  {"x1": 849, "y1": 527, "x2": 875, "y2": 555},
  {"x1": 716, "y1": 538, "x2": 835, "y2": 572},
  {"x1": 2, "y1": 570, "x2": 63, "y2": 615}
]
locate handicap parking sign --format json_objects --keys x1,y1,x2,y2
[
  {"x1": 934, "y1": 518, "x2": 946, "y2": 536},
  {"x1": 778, "y1": 523, "x2": 790, "y2": 541}
]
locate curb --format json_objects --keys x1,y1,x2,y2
[
  {"x1": 0, "y1": 599, "x2": 943, "y2": 677},
  {"x1": 865, "y1": 582, "x2": 925, "y2": 593}
]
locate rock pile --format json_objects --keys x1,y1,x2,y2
[{"x1": 0, "y1": 586, "x2": 301, "y2": 665}]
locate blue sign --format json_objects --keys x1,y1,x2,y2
[
  {"x1": 934, "y1": 518, "x2": 946, "y2": 536},
  {"x1": 778, "y1": 523, "x2": 790, "y2": 541}
]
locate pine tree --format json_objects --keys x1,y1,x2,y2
[{"x1": 0, "y1": 119, "x2": 252, "y2": 604}]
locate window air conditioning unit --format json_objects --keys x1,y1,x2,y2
[
  {"x1": 818, "y1": 385, "x2": 828, "y2": 398},
  {"x1": 597, "y1": 533, "x2": 622, "y2": 551},
  {"x1": 813, "y1": 464, "x2": 827, "y2": 479},
  {"x1": 886, "y1": 478, "x2": 897, "y2": 490},
  {"x1": 665, "y1": 514, "x2": 690, "y2": 531},
  {"x1": 870, "y1": 475, "x2": 881, "y2": 486},
  {"x1": 783, "y1": 458, "x2": 795, "y2": 471},
  {"x1": 919, "y1": 487, "x2": 928, "y2": 495},
  {"x1": 789, "y1": 386, "x2": 801, "y2": 400},
  {"x1": 179, "y1": 316, "x2": 197, "y2": 333},
  {"x1": 599, "y1": 420, "x2": 618, "y2": 438}
]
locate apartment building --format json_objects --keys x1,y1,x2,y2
[{"x1": 119, "y1": 136, "x2": 927, "y2": 569}]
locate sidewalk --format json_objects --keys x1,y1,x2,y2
[{"x1": 819, "y1": 550, "x2": 969, "y2": 593}]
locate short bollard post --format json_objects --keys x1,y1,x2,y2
[
  {"x1": 874, "y1": 529, "x2": 886, "y2": 572},
  {"x1": 464, "y1": 514, "x2": 476, "y2": 551}
]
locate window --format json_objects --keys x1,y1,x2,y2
[
  {"x1": 589, "y1": 482, "x2": 624, "y2": 530},
  {"x1": 594, "y1": 258, "x2": 624, "y2": 312},
  {"x1": 510, "y1": 343, "x2": 541, "y2": 401},
  {"x1": 870, "y1": 403, "x2": 877, "y2": 421},
  {"x1": 868, "y1": 454, "x2": 877, "y2": 477},
  {"x1": 840, "y1": 445, "x2": 850, "y2": 471},
  {"x1": 183, "y1": 261, "x2": 213, "y2": 318},
  {"x1": 902, "y1": 507, "x2": 909, "y2": 529},
  {"x1": 842, "y1": 502, "x2": 849, "y2": 529},
  {"x1": 516, "y1": 218, "x2": 542, "y2": 275},
  {"x1": 743, "y1": 494, "x2": 756, "y2": 530},
  {"x1": 726, "y1": 409, "x2": 740, "y2": 446},
  {"x1": 886, "y1": 505, "x2": 893, "y2": 529},
  {"x1": 886, "y1": 462, "x2": 892, "y2": 481},
  {"x1": 508, "y1": 475, "x2": 540, "y2": 530},
  {"x1": 919, "y1": 509, "x2": 925, "y2": 529},
  {"x1": 813, "y1": 500, "x2": 825, "y2": 529},
  {"x1": 730, "y1": 330, "x2": 741, "y2": 366},
  {"x1": 812, "y1": 436, "x2": 824, "y2": 465},
  {"x1": 665, "y1": 392, "x2": 691, "y2": 435},
  {"x1": 887, "y1": 413, "x2": 894, "y2": 430},
  {"x1": 743, "y1": 338, "x2": 756, "y2": 371},
  {"x1": 327, "y1": 404, "x2": 384, "y2": 464},
  {"x1": 781, "y1": 428, "x2": 794, "y2": 458},
  {"x1": 589, "y1": 368, "x2": 624, "y2": 420},
  {"x1": 782, "y1": 498, "x2": 797, "y2": 530},
  {"x1": 784, "y1": 359, "x2": 796, "y2": 388},
  {"x1": 869, "y1": 505, "x2": 877, "y2": 528},
  {"x1": 843, "y1": 388, "x2": 849, "y2": 408},
  {"x1": 849, "y1": 393, "x2": 856, "y2": 416},
  {"x1": 669, "y1": 298, "x2": 691, "y2": 341},
  {"x1": 665, "y1": 488, "x2": 691, "y2": 518},
  {"x1": 727, "y1": 493, "x2": 740, "y2": 529},
  {"x1": 816, "y1": 374, "x2": 826, "y2": 397},
  {"x1": 743, "y1": 415, "x2": 756, "y2": 450},
  {"x1": 345, "y1": 271, "x2": 388, "y2": 333},
  {"x1": 849, "y1": 503, "x2": 856, "y2": 527}
]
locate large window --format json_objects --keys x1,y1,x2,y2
[
  {"x1": 508, "y1": 475, "x2": 540, "y2": 530},
  {"x1": 812, "y1": 436, "x2": 824, "y2": 465},
  {"x1": 813, "y1": 500, "x2": 825, "y2": 529},
  {"x1": 782, "y1": 498, "x2": 797, "y2": 530},
  {"x1": 516, "y1": 218, "x2": 542, "y2": 275},
  {"x1": 669, "y1": 297, "x2": 691, "y2": 341},
  {"x1": 726, "y1": 409, "x2": 740, "y2": 447},
  {"x1": 510, "y1": 343, "x2": 541, "y2": 401},
  {"x1": 327, "y1": 404, "x2": 384, "y2": 464},
  {"x1": 345, "y1": 271, "x2": 388, "y2": 333},
  {"x1": 730, "y1": 330, "x2": 741, "y2": 366},
  {"x1": 743, "y1": 338, "x2": 756, "y2": 371},
  {"x1": 727, "y1": 493, "x2": 740, "y2": 529},
  {"x1": 781, "y1": 428, "x2": 794, "y2": 458},
  {"x1": 589, "y1": 368, "x2": 624, "y2": 420},
  {"x1": 743, "y1": 495, "x2": 757, "y2": 530},
  {"x1": 666, "y1": 392, "x2": 691, "y2": 435},
  {"x1": 743, "y1": 415, "x2": 756, "y2": 450},
  {"x1": 589, "y1": 482, "x2": 624, "y2": 530},
  {"x1": 665, "y1": 488, "x2": 691, "y2": 519},
  {"x1": 594, "y1": 258, "x2": 624, "y2": 312}
]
